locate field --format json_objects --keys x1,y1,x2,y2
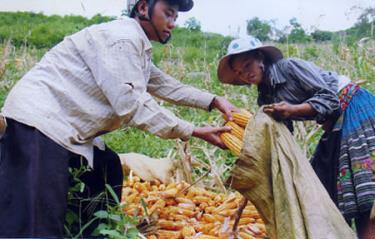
[{"x1": 0, "y1": 12, "x2": 374, "y2": 238}]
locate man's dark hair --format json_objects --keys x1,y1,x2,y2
[{"x1": 130, "y1": 0, "x2": 180, "y2": 18}]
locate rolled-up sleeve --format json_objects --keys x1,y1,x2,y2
[
  {"x1": 147, "y1": 63, "x2": 216, "y2": 111},
  {"x1": 287, "y1": 58, "x2": 340, "y2": 123},
  {"x1": 93, "y1": 39, "x2": 194, "y2": 140}
]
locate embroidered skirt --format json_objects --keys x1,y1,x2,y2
[{"x1": 336, "y1": 83, "x2": 375, "y2": 220}]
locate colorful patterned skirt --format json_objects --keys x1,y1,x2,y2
[{"x1": 336, "y1": 83, "x2": 375, "y2": 220}]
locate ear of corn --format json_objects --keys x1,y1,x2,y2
[
  {"x1": 232, "y1": 110, "x2": 252, "y2": 128},
  {"x1": 221, "y1": 109, "x2": 252, "y2": 156},
  {"x1": 157, "y1": 230, "x2": 181, "y2": 239},
  {"x1": 198, "y1": 234, "x2": 220, "y2": 239},
  {"x1": 225, "y1": 121, "x2": 245, "y2": 140},
  {"x1": 181, "y1": 226, "x2": 196, "y2": 237},
  {"x1": 220, "y1": 132, "x2": 243, "y2": 157}
]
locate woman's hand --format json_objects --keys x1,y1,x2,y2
[
  {"x1": 263, "y1": 101, "x2": 317, "y2": 120},
  {"x1": 263, "y1": 102, "x2": 295, "y2": 120},
  {"x1": 192, "y1": 126, "x2": 231, "y2": 149},
  {"x1": 210, "y1": 96, "x2": 240, "y2": 121}
]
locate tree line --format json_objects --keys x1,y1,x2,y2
[
  {"x1": 0, "y1": 8, "x2": 373, "y2": 49},
  {"x1": 245, "y1": 7, "x2": 375, "y2": 43}
]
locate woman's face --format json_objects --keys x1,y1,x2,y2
[{"x1": 231, "y1": 53, "x2": 264, "y2": 85}]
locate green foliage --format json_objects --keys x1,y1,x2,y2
[
  {"x1": 249, "y1": 7, "x2": 374, "y2": 44},
  {"x1": 64, "y1": 165, "x2": 140, "y2": 238},
  {"x1": 287, "y1": 18, "x2": 312, "y2": 43},
  {"x1": 0, "y1": 12, "x2": 113, "y2": 48},
  {"x1": 303, "y1": 45, "x2": 319, "y2": 60},
  {"x1": 246, "y1": 17, "x2": 272, "y2": 41},
  {"x1": 283, "y1": 44, "x2": 300, "y2": 58},
  {"x1": 64, "y1": 165, "x2": 92, "y2": 238},
  {"x1": 327, "y1": 7, "x2": 375, "y2": 44},
  {"x1": 311, "y1": 30, "x2": 334, "y2": 42},
  {"x1": 184, "y1": 17, "x2": 202, "y2": 31},
  {"x1": 152, "y1": 27, "x2": 232, "y2": 66},
  {"x1": 91, "y1": 185, "x2": 140, "y2": 239},
  {"x1": 348, "y1": 7, "x2": 375, "y2": 38}
]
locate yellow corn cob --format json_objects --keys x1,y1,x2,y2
[
  {"x1": 213, "y1": 194, "x2": 225, "y2": 203},
  {"x1": 148, "y1": 198, "x2": 166, "y2": 215},
  {"x1": 198, "y1": 223, "x2": 215, "y2": 234},
  {"x1": 247, "y1": 224, "x2": 261, "y2": 235},
  {"x1": 232, "y1": 110, "x2": 252, "y2": 128},
  {"x1": 242, "y1": 209, "x2": 261, "y2": 218},
  {"x1": 158, "y1": 219, "x2": 184, "y2": 230},
  {"x1": 126, "y1": 193, "x2": 138, "y2": 204},
  {"x1": 160, "y1": 188, "x2": 178, "y2": 198},
  {"x1": 178, "y1": 203, "x2": 196, "y2": 210},
  {"x1": 238, "y1": 231, "x2": 256, "y2": 239},
  {"x1": 204, "y1": 206, "x2": 216, "y2": 214},
  {"x1": 238, "y1": 217, "x2": 256, "y2": 225},
  {"x1": 167, "y1": 213, "x2": 189, "y2": 221},
  {"x1": 225, "y1": 121, "x2": 245, "y2": 140},
  {"x1": 193, "y1": 196, "x2": 211, "y2": 204},
  {"x1": 165, "y1": 198, "x2": 177, "y2": 206},
  {"x1": 175, "y1": 197, "x2": 194, "y2": 205},
  {"x1": 213, "y1": 214, "x2": 225, "y2": 222},
  {"x1": 197, "y1": 235, "x2": 219, "y2": 239},
  {"x1": 220, "y1": 132, "x2": 243, "y2": 156},
  {"x1": 199, "y1": 202, "x2": 209, "y2": 210},
  {"x1": 168, "y1": 206, "x2": 196, "y2": 217},
  {"x1": 202, "y1": 214, "x2": 216, "y2": 223},
  {"x1": 209, "y1": 225, "x2": 220, "y2": 236},
  {"x1": 214, "y1": 201, "x2": 238, "y2": 213},
  {"x1": 217, "y1": 208, "x2": 236, "y2": 217},
  {"x1": 157, "y1": 230, "x2": 181, "y2": 239},
  {"x1": 181, "y1": 226, "x2": 196, "y2": 237}
]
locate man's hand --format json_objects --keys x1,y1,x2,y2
[
  {"x1": 210, "y1": 96, "x2": 240, "y2": 121},
  {"x1": 192, "y1": 126, "x2": 231, "y2": 149}
]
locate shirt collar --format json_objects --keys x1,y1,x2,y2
[
  {"x1": 266, "y1": 61, "x2": 287, "y2": 86},
  {"x1": 122, "y1": 16, "x2": 153, "y2": 52}
]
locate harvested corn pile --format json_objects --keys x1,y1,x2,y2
[
  {"x1": 122, "y1": 176, "x2": 267, "y2": 239},
  {"x1": 221, "y1": 110, "x2": 252, "y2": 156}
]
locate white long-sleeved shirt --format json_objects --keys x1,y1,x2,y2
[{"x1": 2, "y1": 17, "x2": 215, "y2": 166}]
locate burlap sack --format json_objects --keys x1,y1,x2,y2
[
  {"x1": 119, "y1": 153, "x2": 177, "y2": 184},
  {"x1": 227, "y1": 110, "x2": 357, "y2": 239}
]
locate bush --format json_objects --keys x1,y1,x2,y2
[{"x1": 0, "y1": 12, "x2": 113, "y2": 48}]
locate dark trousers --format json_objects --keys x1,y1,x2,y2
[
  {"x1": 310, "y1": 129, "x2": 341, "y2": 206},
  {"x1": 0, "y1": 119, "x2": 123, "y2": 238}
]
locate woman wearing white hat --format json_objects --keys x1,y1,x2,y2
[{"x1": 218, "y1": 36, "x2": 375, "y2": 238}]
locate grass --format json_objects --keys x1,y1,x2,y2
[{"x1": 1, "y1": 36, "x2": 375, "y2": 173}]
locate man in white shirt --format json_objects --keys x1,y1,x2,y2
[{"x1": 0, "y1": 0, "x2": 238, "y2": 237}]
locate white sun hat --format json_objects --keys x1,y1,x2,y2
[{"x1": 217, "y1": 35, "x2": 283, "y2": 85}]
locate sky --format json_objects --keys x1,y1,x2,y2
[{"x1": 1, "y1": 0, "x2": 374, "y2": 37}]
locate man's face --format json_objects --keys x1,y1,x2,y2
[{"x1": 145, "y1": 0, "x2": 179, "y2": 43}]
